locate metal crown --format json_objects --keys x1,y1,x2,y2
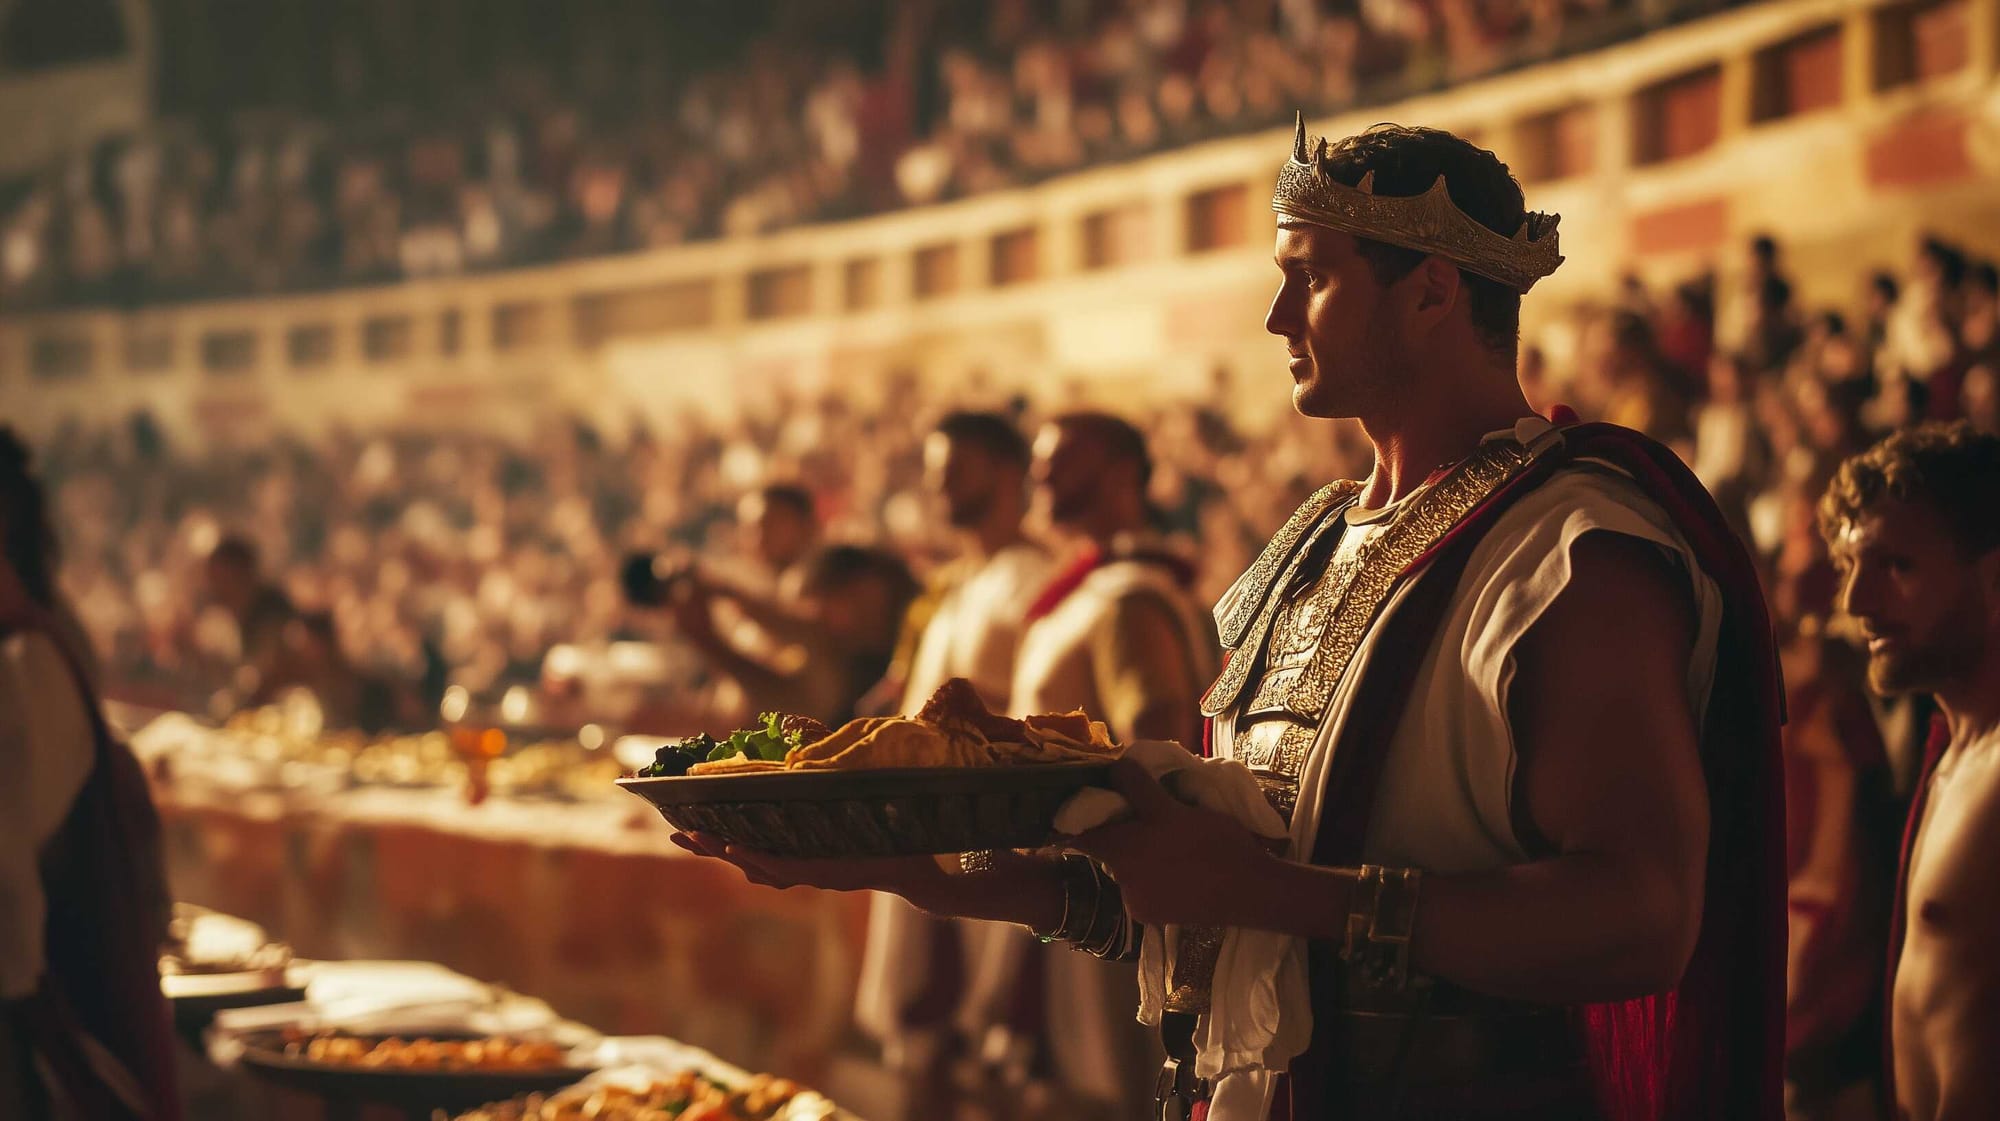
[{"x1": 1272, "y1": 113, "x2": 1564, "y2": 293}]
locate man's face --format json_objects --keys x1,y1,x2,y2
[
  {"x1": 924, "y1": 433, "x2": 1002, "y2": 530},
  {"x1": 1030, "y1": 423, "x2": 1105, "y2": 528},
  {"x1": 205, "y1": 556, "x2": 253, "y2": 613},
  {"x1": 1264, "y1": 223, "x2": 1400, "y2": 419},
  {"x1": 737, "y1": 494, "x2": 810, "y2": 572},
  {"x1": 1833, "y1": 500, "x2": 1992, "y2": 695}
]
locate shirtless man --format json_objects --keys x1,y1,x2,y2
[{"x1": 1819, "y1": 421, "x2": 2000, "y2": 1121}]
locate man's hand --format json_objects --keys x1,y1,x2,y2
[
  {"x1": 1067, "y1": 760, "x2": 1283, "y2": 927},
  {"x1": 667, "y1": 581, "x2": 717, "y2": 642}
]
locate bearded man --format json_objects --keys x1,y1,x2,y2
[
  {"x1": 1818, "y1": 422, "x2": 2000, "y2": 1121},
  {"x1": 852, "y1": 411, "x2": 1054, "y2": 1116},
  {"x1": 678, "y1": 119, "x2": 1784, "y2": 1121}
]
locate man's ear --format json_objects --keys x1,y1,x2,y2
[
  {"x1": 1409, "y1": 256, "x2": 1461, "y2": 331},
  {"x1": 1979, "y1": 548, "x2": 2000, "y2": 621}
]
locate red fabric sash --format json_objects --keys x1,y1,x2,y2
[
  {"x1": 1025, "y1": 545, "x2": 1106, "y2": 623},
  {"x1": 1025, "y1": 542, "x2": 1198, "y2": 624},
  {"x1": 3, "y1": 609, "x2": 182, "y2": 1121},
  {"x1": 1274, "y1": 420, "x2": 1785, "y2": 1120}
]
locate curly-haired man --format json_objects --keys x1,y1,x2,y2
[{"x1": 1820, "y1": 421, "x2": 2000, "y2": 1121}]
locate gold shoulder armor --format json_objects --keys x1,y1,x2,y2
[{"x1": 1214, "y1": 479, "x2": 1360, "y2": 650}]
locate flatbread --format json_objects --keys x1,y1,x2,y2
[
  {"x1": 686, "y1": 757, "x2": 788, "y2": 776},
  {"x1": 787, "y1": 718, "x2": 987, "y2": 770}
]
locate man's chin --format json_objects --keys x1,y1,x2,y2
[
  {"x1": 1867, "y1": 652, "x2": 1941, "y2": 697},
  {"x1": 1292, "y1": 384, "x2": 1337, "y2": 419}
]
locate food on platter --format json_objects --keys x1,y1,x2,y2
[
  {"x1": 636, "y1": 712, "x2": 816, "y2": 777},
  {"x1": 278, "y1": 1030, "x2": 571, "y2": 1072},
  {"x1": 445, "y1": 1070, "x2": 814, "y2": 1121},
  {"x1": 634, "y1": 679, "x2": 1121, "y2": 780}
]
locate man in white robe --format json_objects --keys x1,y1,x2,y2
[{"x1": 850, "y1": 412, "x2": 1052, "y2": 1117}]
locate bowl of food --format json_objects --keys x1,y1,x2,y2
[
  {"x1": 234, "y1": 1029, "x2": 596, "y2": 1111},
  {"x1": 616, "y1": 679, "x2": 1119, "y2": 858},
  {"x1": 446, "y1": 1068, "x2": 835, "y2": 1121}
]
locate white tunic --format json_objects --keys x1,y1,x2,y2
[
  {"x1": 856, "y1": 542, "x2": 1053, "y2": 1055},
  {"x1": 949, "y1": 550, "x2": 1218, "y2": 1104},
  {"x1": 1011, "y1": 554, "x2": 1218, "y2": 726},
  {"x1": 1203, "y1": 437, "x2": 1726, "y2": 1119},
  {"x1": 898, "y1": 541, "x2": 1052, "y2": 714}
]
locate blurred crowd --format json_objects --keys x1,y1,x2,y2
[
  {"x1": 30, "y1": 226, "x2": 1996, "y2": 730},
  {"x1": 2, "y1": 0, "x2": 1707, "y2": 309},
  {"x1": 34, "y1": 371, "x2": 1362, "y2": 731}
]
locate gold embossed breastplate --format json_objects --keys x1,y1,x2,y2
[
  {"x1": 1207, "y1": 438, "x2": 1540, "y2": 818},
  {"x1": 1164, "y1": 436, "x2": 1542, "y2": 1014}
]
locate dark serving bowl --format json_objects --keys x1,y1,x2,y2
[
  {"x1": 617, "y1": 762, "x2": 1116, "y2": 857},
  {"x1": 233, "y1": 1030, "x2": 595, "y2": 1113}
]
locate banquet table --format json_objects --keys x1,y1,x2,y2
[{"x1": 154, "y1": 774, "x2": 872, "y2": 1086}]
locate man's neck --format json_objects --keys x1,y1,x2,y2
[
  {"x1": 1064, "y1": 511, "x2": 1141, "y2": 553},
  {"x1": 964, "y1": 516, "x2": 1028, "y2": 560},
  {"x1": 1356, "y1": 392, "x2": 1532, "y2": 508},
  {"x1": 1937, "y1": 650, "x2": 2000, "y2": 751}
]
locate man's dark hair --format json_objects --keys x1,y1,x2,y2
[
  {"x1": 1316, "y1": 124, "x2": 1526, "y2": 359},
  {"x1": 1870, "y1": 271, "x2": 1900, "y2": 306},
  {"x1": 1750, "y1": 234, "x2": 1780, "y2": 267},
  {"x1": 1054, "y1": 411, "x2": 1152, "y2": 490},
  {"x1": 1920, "y1": 237, "x2": 1968, "y2": 290},
  {"x1": 935, "y1": 410, "x2": 1030, "y2": 470},
  {"x1": 756, "y1": 483, "x2": 817, "y2": 523},
  {"x1": 0, "y1": 428, "x2": 58, "y2": 608},
  {"x1": 1819, "y1": 421, "x2": 2000, "y2": 558},
  {"x1": 1759, "y1": 274, "x2": 1793, "y2": 314},
  {"x1": 297, "y1": 611, "x2": 341, "y2": 645},
  {"x1": 1971, "y1": 260, "x2": 1999, "y2": 297},
  {"x1": 209, "y1": 534, "x2": 260, "y2": 571}
]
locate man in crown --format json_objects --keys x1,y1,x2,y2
[{"x1": 677, "y1": 119, "x2": 1785, "y2": 1120}]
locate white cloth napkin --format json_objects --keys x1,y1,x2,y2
[{"x1": 1053, "y1": 741, "x2": 1310, "y2": 1095}]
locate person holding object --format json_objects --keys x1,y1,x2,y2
[{"x1": 675, "y1": 118, "x2": 1785, "y2": 1121}]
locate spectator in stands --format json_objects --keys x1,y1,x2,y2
[
  {"x1": 737, "y1": 483, "x2": 821, "y2": 587},
  {"x1": 668, "y1": 542, "x2": 918, "y2": 727},
  {"x1": 203, "y1": 534, "x2": 298, "y2": 690},
  {"x1": 245, "y1": 611, "x2": 412, "y2": 734},
  {"x1": 0, "y1": 0, "x2": 1671, "y2": 308}
]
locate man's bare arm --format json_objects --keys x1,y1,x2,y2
[
  {"x1": 670, "y1": 588, "x2": 799, "y2": 708},
  {"x1": 1080, "y1": 531, "x2": 1712, "y2": 1006},
  {"x1": 1407, "y1": 531, "x2": 1710, "y2": 1000},
  {"x1": 699, "y1": 570, "x2": 827, "y2": 647}
]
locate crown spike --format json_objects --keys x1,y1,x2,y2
[{"x1": 1292, "y1": 112, "x2": 1309, "y2": 163}]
